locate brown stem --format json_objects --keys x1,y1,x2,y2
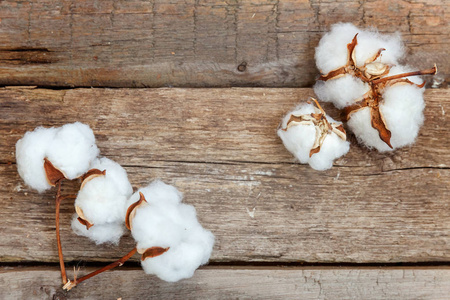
[
  {"x1": 55, "y1": 179, "x2": 68, "y2": 285},
  {"x1": 64, "y1": 247, "x2": 138, "y2": 290},
  {"x1": 372, "y1": 65, "x2": 437, "y2": 85},
  {"x1": 60, "y1": 194, "x2": 77, "y2": 202}
]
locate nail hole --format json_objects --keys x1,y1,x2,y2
[{"x1": 237, "y1": 62, "x2": 247, "y2": 72}]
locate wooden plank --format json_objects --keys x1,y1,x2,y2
[
  {"x1": 0, "y1": 0, "x2": 448, "y2": 87},
  {"x1": 0, "y1": 88, "x2": 448, "y2": 263},
  {"x1": 1, "y1": 266, "x2": 449, "y2": 299},
  {"x1": 1, "y1": 88, "x2": 449, "y2": 168}
]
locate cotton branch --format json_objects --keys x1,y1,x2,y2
[{"x1": 63, "y1": 248, "x2": 138, "y2": 291}]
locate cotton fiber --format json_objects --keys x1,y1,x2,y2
[
  {"x1": 16, "y1": 122, "x2": 99, "y2": 192},
  {"x1": 72, "y1": 157, "x2": 133, "y2": 244},
  {"x1": 315, "y1": 22, "x2": 404, "y2": 75},
  {"x1": 277, "y1": 101, "x2": 350, "y2": 171},
  {"x1": 125, "y1": 180, "x2": 215, "y2": 282},
  {"x1": 71, "y1": 214, "x2": 125, "y2": 245}
]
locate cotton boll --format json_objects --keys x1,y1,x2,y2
[
  {"x1": 126, "y1": 180, "x2": 215, "y2": 282},
  {"x1": 16, "y1": 127, "x2": 58, "y2": 192},
  {"x1": 75, "y1": 157, "x2": 133, "y2": 225},
  {"x1": 46, "y1": 122, "x2": 100, "y2": 179},
  {"x1": 314, "y1": 74, "x2": 370, "y2": 108},
  {"x1": 73, "y1": 157, "x2": 133, "y2": 244},
  {"x1": 277, "y1": 102, "x2": 350, "y2": 170},
  {"x1": 71, "y1": 214, "x2": 124, "y2": 245},
  {"x1": 347, "y1": 65, "x2": 425, "y2": 151},
  {"x1": 15, "y1": 122, "x2": 99, "y2": 192},
  {"x1": 315, "y1": 23, "x2": 404, "y2": 74}
]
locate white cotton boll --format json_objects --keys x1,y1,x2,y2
[
  {"x1": 126, "y1": 180, "x2": 214, "y2": 282},
  {"x1": 277, "y1": 103, "x2": 350, "y2": 171},
  {"x1": 314, "y1": 74, "x2": 370, "y2": 108},
  {"x1": 73, "y1": 157, "x2": 132, "y2": 244},
  {"x1": 315, "y1": 22, "x2": 404, "y2": 74},
  {"x1": 71, "y1": 214, "x2": 124, "y2": 245},
  {"x1": 75, "y1": 157, "x2": 133, "y2": 225},
  {"x1": 15, "y1": 122, "x2": 100, "y2": 192},
  {"x1": 16, "y1": 127, "x2": 58, "y2": 192},
  {"x1": 347, "y1": 65, "x2": 425, "y2": 151},
  {"x1": 46, "y1": 122, "x2": 100, "y2": 179}
]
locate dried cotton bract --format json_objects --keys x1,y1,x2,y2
[
  {"x1": 277, "y1": 99, "x2": 350, "y2": 170},
  {"x1": 72, "y1": 157, "x2": 133, "y2": 245},
  {"x1": 125, "y1": 180, "x2": 215, "y2": 282},
  {"x1": 16, "y1": 122, "x2": 99, "y2": 192}
]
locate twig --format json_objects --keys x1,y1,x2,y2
[
  {"x1": 63, "y1": 247, "x2": 138, "y2": 291},
  {"x1": 55, "y1": 179, "x2": 67, "y2": 285},
  {"x1": 372, "y1": 65, "x2": 437, "y2": 85}
]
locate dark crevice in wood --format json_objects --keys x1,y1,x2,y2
[
  {"x1": 0, "y1": 84, "x2": 448, "y2": 90},
  {"x1": 0, "y1": 48, "x2": 52, "y2": 52},
  {"x1": 2, "y1": 160, "x2": 449, "y2": 172},
  {"x1": 2, "y1": 261, "x2": 450, "y2": 269}
]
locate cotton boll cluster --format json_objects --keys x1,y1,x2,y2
[
  {"x1": 277, "y1": 99, "x2": 350, "y2": 171},
  {"x1": 16, "y1": 123, "x2": 215, "y2": 289},
  {"x1": 313, "y1": 23, "x2": 436, "y2": 151},
  {"x1": 16, "y1": 122, "x2": 99, "y2": 192},
  {"x1": 125, "y1": 180, "x2": 215, "y2": 282},
  {"x1": 72, "y1": 157, "x2": 133, "y2": 244}
]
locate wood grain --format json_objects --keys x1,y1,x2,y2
[
  {"x1": 0, "y1": 0, "x2": 448, "y2": 88},
  {"x1": 0, "y1": 87, "x2": 448, "y2": 264},
  {"x1": 1, "y1": 266, "x2": 449, "y2": 300}
]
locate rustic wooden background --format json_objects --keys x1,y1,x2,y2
[{"x1": 0, "y1": 0, "x2": 449, "y2": 299}]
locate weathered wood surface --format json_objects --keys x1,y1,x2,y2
[
  {"x1": 0, "y1": 87, "x2": 448, "y2": 264},
  {"x1": 1, "y1": 266, "x2": 450, "y2": 300},
  {"x1": 0, "y1": 0, "x2": 448, "y2": 88}
]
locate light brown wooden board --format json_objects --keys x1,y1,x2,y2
[
  {"x1": 0, "y1": 0, "x2": 448, "y2": 87},
  {"x1": 0, "y1": 88, "x2": 448, "y2": 263},
  {"x1": 1, "y1": 266, "x2": 449, "y2": 300}
]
